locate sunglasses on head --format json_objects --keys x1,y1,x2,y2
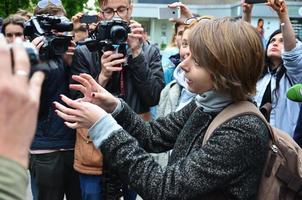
[
  {"x1": 37, "y1": 0, "x2": 62, "y2": 8},
  {"x1": 184, "y1": 16, "x2": 214, "y2": 27}
]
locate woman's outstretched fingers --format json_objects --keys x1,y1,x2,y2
[
  {"x1": 64, "y1": 121, "x2": 80, "y2": 129},
  {"x1": 60, "y1": 94, "x2": 82, "y2": 110},
  {"x1": 72, "y1": 75, "x2": 92, "y2": 90},
  {"x1": 80, "y1": 73, "x2": 101, "y2": 90},
  {"x1": 69, "y1": 84, "x2": 87, "y2": 95},
  {"x1": 54, "y1": 101, "x2": 81, "y2": 116},
  {"x1": 55, "y1": 109, "x2": 80, "y2": 123}
]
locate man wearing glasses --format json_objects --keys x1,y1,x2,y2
[{"x1": 71, "y1": 0, "x2": 164, "y2": 199}]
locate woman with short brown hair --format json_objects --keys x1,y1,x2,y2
[
  {"x1": 55, "y1": 17, "x2": 269, "y2": 199},
  {"x1": 188, "y1": 17, "x2": 264, "y2": 101}
]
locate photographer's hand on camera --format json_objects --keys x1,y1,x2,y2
[
  {"x1": 99, "y1": 51, "x2": 125, "y2": 87},
  {"x1": 64, "y1": 40, "x2": 76, "y2": 67},
  {"x1": 128, "y1": 21, "x2": 144, "y2": 58},
  {"x1": 72, "y1": 12, "x2": 84, "y2": 25},
  {"x1": 32, "y1": 36, "x2": 45, "y2": 51}
]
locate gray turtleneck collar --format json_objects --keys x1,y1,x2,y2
[{"x1": 195, "y1": 90, "x2": 233, "y2": 113}]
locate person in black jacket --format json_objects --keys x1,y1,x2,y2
[
  {"x1": 72, "y1": 42, "x2": 163, "y2": 116},
  {"x1": 71, "y1": 0, "x2": 164, "y2": 117},
  {"x1": 70, "y1": 0, "x2": 164, "y2": 199},
  {"x1": 28, "y1": 2, "x2": 81, "y2": 200}
]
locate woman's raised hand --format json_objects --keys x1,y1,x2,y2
[
  {"x1": 54, "y1": 95, "x2": 107, "y2": 129},
  {"x1": 70, "y1": 73, "x2": 119, "y2": 113}
]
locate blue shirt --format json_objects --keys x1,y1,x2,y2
[{"x1": 253, "y1": 41, "x2": 302, "y2": 137}]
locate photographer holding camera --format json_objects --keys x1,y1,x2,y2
[
  {"x1": 26, "y1": 1, "x2": 81, "y2": 200},
  {"x1": 71, "y1": 0, "x2": 164, "y2": 199}
]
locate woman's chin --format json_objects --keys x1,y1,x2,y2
[{"x1": 187, "y1": 87, "x2": 196, "y2": 93}]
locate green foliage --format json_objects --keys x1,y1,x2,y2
[
  {"x1": 0, "y1": 0, "x2": 32, "y2": 17},
  {"x1": 0, "y1": 0, "x2": 90, "y2": 19},
  {"x1": 61, "y1": 0, "x2": 88, "y2": 18}
]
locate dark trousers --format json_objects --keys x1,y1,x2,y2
[
  {"x1": 29, "y1": 151, "x2": 82, "y2": 200},
  {"x1": 79, "y1": 173, "x2": 137, "y2": 200}
]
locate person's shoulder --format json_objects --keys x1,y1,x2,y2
[
  {"x1": 75, "y1": 45, "x2": 99, "y2": 62},
  {"x1": 225, "y1": 113, "x2": 269, "y2": 139},
  {"x1": 166, "y1": 79, "x2": 178, "y2": 87},
  {"x1": 143, "y1": 42, "x2": 160, "y2": 53},
  {"x1": 160, "y1": 80, "x2": 179, "y2": 96},
  {"x1": 75, "y1": 45, "x2": 91, "y2": 54}
]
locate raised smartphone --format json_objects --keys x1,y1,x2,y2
[
  {"x1": 158, "y1": 7, "x2": 180, "y2": 19},
  {"x1": 80, "y1": 15, "x2": 99, "y2": 24},
  {"x1": 245, "y1": 0, "x2": 267, "y2": 4}
]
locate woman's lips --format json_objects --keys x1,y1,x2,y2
[
  {"x1": 185, "y1": 77, "x2": 192, "y2": 85},
  {"x1": 271, "y1": 48, "x2": 279, "y2": 52}
]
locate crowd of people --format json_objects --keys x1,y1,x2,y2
[{"x1": 0, "y1": 0, "x2": 301, "y2": 199}]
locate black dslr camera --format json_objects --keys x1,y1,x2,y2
[
  {"x1": 24, "y1": 14, "x2": 73, "y2": 61},
  {"x1": 82, "y1": 19, "x2": 130, "y2": 56}
]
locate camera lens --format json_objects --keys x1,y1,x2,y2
[
  {"x1": 50, "y1": 37, "x2": 71, "y2": 56},
  {"x1": 110, "y1": 25, "x2": 128, "y2": 44},
  {"x1": 23, "y1": 41, "x2": 40, "y2": 66}
]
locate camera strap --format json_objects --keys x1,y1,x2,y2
[{"x1": 120, "y1": 67, "x2": 125, "y2": 97}]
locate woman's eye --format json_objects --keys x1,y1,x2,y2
[{"x1": 182, "y1": 43, "x2": 188, "y2": 47}]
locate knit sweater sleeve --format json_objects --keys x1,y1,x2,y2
[
  {"x1": 99, "y1": 114, "x2": 269, "y2": 199},
  {"x1": 112, "y1": 99, "x2": 197, "y2": 153}
]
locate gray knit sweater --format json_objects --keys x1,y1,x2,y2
[{"x1": 99, "y1": 100, "x2": 270, "y2": 200}]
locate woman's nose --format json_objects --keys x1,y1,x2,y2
[
  {"x1": 184, "y1": 51, "x2": 190, "y2": 60},
  {"x1": 179, "y1": 57, "x2": 190, "y2": 72}
]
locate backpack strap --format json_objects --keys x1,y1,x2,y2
[
  {"x1": 202, "y1": 101, "x2": 275, "y2": 147},
  {"x1": 202, "y1": 101, "x2": 302, "y2": 196}
]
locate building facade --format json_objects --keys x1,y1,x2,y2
[{"x1": 132, "y1": 0, "x2": 302, "y2": 49}]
